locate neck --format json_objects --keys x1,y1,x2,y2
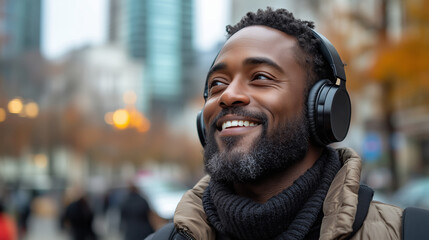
[{"x1": 233, "y1": 145, "x2": 323, "y2": 203}]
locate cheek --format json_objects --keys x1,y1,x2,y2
[
  {"x1": 202, "y1": 98, "x2": 218, "y2": 127},
  {"x1": 261, "y1": 90, "x2": 305, "y2": 126}
]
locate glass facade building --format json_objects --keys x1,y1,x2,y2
[
  {"x1": 0, "y1": 0, "x2": 43, "y2": 100},
  {"x1": 0, "y1": 0, "x2": 41, "y2": 57},
  {"x1": 119, "y1": 0, "x2": 194, "y2": 115}
]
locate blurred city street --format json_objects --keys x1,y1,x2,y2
[
  {"x1": 25, "y1": 215, "x2": 68, "y2": 240},
  {"x1": 24, "y1": 214, "x2": 122, "y2": 240},
  {"x1": 1, "y1": 0, "x2": 429, "y2": 239}
]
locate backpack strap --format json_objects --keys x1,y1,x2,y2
[
  {"x1": 345, "y1": 184, "x2": 374, "y2": 240},
  {"x1": 145, "y1": 222, "x2": 175, "y2": 240},
  {"x1": 402, "y1": 207, "x2": 429, "y2": 239},
  {"x1": 145, "y1": 222, "x2": 192, "y2": 240}
]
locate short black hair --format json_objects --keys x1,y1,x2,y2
[{"x1": 226, "y1": 7, "x2": 332, "y2": 88}]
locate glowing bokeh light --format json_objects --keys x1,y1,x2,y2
[
  {"x1": 8, "y1": 98, "x2": 24, "y2": 114},
  {"x1": 0, "y1": 108, "x2": 6, "y2": 122},
  {"x1": 127, "y1": 108, "x2": 150, "y2": 132},
  {"x1": 34, "y1": 154, "x2": 48, "y2": 169},
  {"x1": 104, "y1": 112, "x2": 114, "y2": 125},
  {"x1": 25, "y1": 102, "x2": 39, "y2": 118},
  {"x1": 137, "y1": 116, "x2": 150, "y2": 132},
  {"x1": 108, "y1": 108, "x2": 150, "y2": 132},
  {"x1": 113, "y1": 109, "x2": 130, "y2": 129}
]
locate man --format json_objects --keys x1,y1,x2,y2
[
  {"x1": 147, "y1": 7, "x2": 402, "y2": 240},
  {"x1": 120, "y1": 183, "x2": 154, "y2": 240},
  {"x1": 61, "y1": 194, "x2": 97, "y2": 240}
]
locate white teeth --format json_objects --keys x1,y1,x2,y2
[{"x1": 222, "y1": 120, "x2": 259, "y2": 130}]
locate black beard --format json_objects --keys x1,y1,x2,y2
[{"x1": 203, "y1": 107, "x2": 309, "y2": 183}]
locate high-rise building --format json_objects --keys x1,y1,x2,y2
[
  {"x1": 0, "y1": 0, "x2": 43, "y2": 100},
  {"x1": 0, "y1": 0, "x2": 42, "y2": 57},
  {"x1": 108, "y1": 0, "x2": 122, "y2": 44},
  {"x1": 109, "y1": 0, "x2": 194, "y2": 117}
]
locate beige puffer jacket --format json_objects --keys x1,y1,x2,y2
[{"x1": 174, "y1": 148, "x2": 403, "y2": 240}]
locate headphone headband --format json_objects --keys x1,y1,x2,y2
[{"x1": 310, "y1": 29, "x2": 346, "y2": 82}]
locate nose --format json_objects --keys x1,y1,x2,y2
[{"x1": 218, "y1": 80, "x2": 250, "y2": 108}]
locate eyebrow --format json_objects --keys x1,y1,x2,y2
[
  {"x1": 207, "y1": 57, "x2": 284, "y2": 79},
  {"x1": 207, "y1": 62, "x2": 227, "y2": 79},
  {"x1": 243, "y1": 57, "x2": 284, "y2": 73}
]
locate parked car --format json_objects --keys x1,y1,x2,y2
[{"x1": 135, "y1": 175, "x2": 188, "y2": 220}]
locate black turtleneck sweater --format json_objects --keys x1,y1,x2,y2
[{"x1": 202, "y1": 147, "x2": 342, "y2": 240}]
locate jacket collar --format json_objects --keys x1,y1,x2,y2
[
  {"x1": 174, "y1": 148, "x2": 361, "y2": 240},
  {"x1": 319, "y1": 148, "x2": 362, "y2": 240},
  {"x1": 174, "y1": 175, "x2": 214, "y2": 240}
]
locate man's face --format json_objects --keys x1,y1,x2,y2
[{"x1": 203, "y1": 26, "x2": 310, "y2": 182}]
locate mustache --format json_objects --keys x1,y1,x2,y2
[{"x1": 209, "y1": 107, "x2": 268, "y2": 130}]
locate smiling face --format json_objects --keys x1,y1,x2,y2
[{"x1": 203, "y1": 26, "x2": 311, "y2": 182}]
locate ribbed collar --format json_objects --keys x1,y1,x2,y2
[{"x1": 202, "y1": 147, "x2": 341, "y2": 240}]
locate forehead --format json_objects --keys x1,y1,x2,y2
[{"x1": 216, "y1": 25, "x2": 300, "y2": 65}]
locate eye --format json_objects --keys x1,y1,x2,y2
[
  {"x1": 209, "y1": 79, "x2": 226, "y2": 88},
  {"x1": 252, "y1": 73, "x2": 273, "y2": 81},
  {"x1": 208, "y1": 78, "x2": 228, "y2": 96}
]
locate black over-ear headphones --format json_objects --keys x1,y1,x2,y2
[{"x1": 196, "y1": 29, "x2": 351, "y2": 147}]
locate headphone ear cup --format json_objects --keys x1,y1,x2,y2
[
  {"x1": 321, "y1": 85, "x2": 351, "y2": 144},
  {"x1": 196, "y1": 110, "x2": 206, "y2": 146},
  {"x1": 307, "y1": 80, "x2": 329, "y2": 146},
  {"x1": 307, "y1": 79, "x2": 351, "y2": 145}
]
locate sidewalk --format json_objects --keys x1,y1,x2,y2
[
  {"x1": 24, "y1": 214, "x2": 122, "y2": 240},
  {"x1": 23, "y1": 215, "x2": 67, "y2": 240}
]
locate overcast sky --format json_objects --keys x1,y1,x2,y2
[{"x1": 42, "y1": 0, "x2": 229, "y2": 59}]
